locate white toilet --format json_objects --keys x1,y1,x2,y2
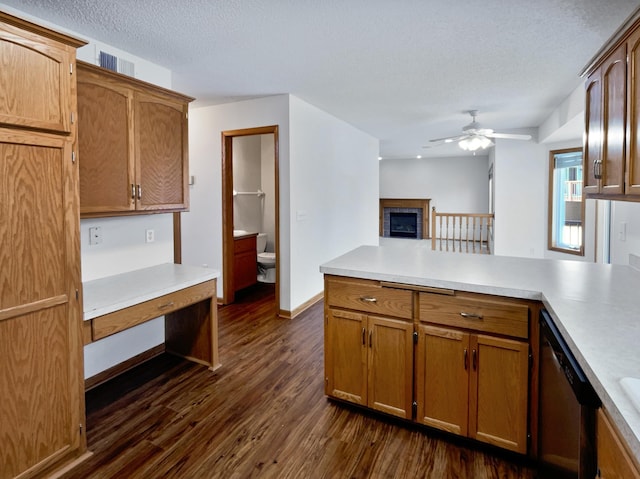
[{"x1": 256, "y1": 233, "x2": 276, "y2": 283}]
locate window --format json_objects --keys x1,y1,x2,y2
[{"x1": 548, "y1": 148, "x2": 584, "y2": 255}]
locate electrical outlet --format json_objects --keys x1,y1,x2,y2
[
  {"x1": 89, "y1": 226, "x2": 102, "y2": 245},
  {"x1": 145, "y1": 229, "x2": 155, "y2": 243}
]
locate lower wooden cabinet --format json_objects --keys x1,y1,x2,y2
[
  {"x1": 415, "y1": 325, "x2": 529, "y2": 453},
  {"x1": 597, "y1": 409, "x2": 640, "y2": 478},
  {"x1": 233, "y1": 234, "x2": 257, "y2": 292},
  {"x1": 324, "y1": 308, "x2": 413, "y2": 419},
  {"x1": 323, "y1": 274, "x2": 534, "y2": 456}
]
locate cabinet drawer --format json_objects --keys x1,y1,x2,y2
[
  {"x1": 326, "y1": 277, "x2": 413, "y2": 320},
  {"x1": 418, "y1": 292, "x2": 528, "y2": 339},
  {"x1": 92, "y1": 280, "x2": 216, "y2": 340},
  {"x1": 234, "y1": 235, "x2": 257, "y2": 254}
]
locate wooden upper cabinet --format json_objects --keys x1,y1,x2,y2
[
  {"x1": 584, "y1": 43, "x2": 626, "y2": 196},
  {"x1": 77, "y1": 61, "x2": 193, "y2": 217},
  {"x1": 581, "y1": 14, "x2": 640, "y2": 200},
  {"x1": 601, "y1": 44, "x2": 627, "y2": 195},
  {"x1": 0, "y1": 14, "x2": 82, "y2": 134},
  {"x1": 77, "y1": 66, "x2": 134, "y2": 213},
  {"x1": 626, "y1": 27, "x2": 640, "y2": 196},
  {"x1": 584, "y1": 68, "x2": 602, "y2": 195},
  {"x1": 135, "y1": 90, "x2": 189, "y2": 211}
]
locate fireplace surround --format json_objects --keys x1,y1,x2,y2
[{"x1": 379, "y1": 198, "x2": 430, "y2": 239}]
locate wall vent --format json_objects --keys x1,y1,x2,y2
[
  {"x1": 98, "y1": 51, "x2": 117, "y2": 72},
  {"x1": 98, "y1": 50, "x2": 135, "y2": 77},
  {"x1": 118, "y1": 58, "x2": 135, "y2": 77}
]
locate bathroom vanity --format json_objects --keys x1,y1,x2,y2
[{"x1": 233, "y1": 231, "x2": 258, "y2": 292}]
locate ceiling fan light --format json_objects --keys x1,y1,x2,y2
[
  {"x1": 478, "y1": 136, "x2": 493, "y2": 149},
  {"x1": 459, "y1": 135, "x2": 493, "y2": 151}
]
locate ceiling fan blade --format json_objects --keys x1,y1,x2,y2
[
  {"x1": 427, "y1": 134, "x2": 469, "y2": 143},
  {"x1": 485, "y1": 132, "x2": 532, "y2": 140}
]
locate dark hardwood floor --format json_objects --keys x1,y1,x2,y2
[{"x1": 63, "y1": 283, "x2": 537, "y2": 478}]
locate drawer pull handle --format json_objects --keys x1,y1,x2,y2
[
  {"x1": 460, "y1": 312, "x2": 483, "y2": 320},
  {"x1": 360, "y1": 296, "x2": 377, "y2": 303},
  {"x1": 158, "y1": 301, "x2": 175, "y2": 309}
]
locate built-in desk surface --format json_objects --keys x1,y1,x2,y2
[
  {"x1": 82, "y1": 263, "x2": 221, "y2": 377},
  {"x1": 83, "y1": 263, "x2": 219, "y2": 321}
]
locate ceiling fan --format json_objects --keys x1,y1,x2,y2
[{"x1": 425, "y1": 110, "x2": 532, "y2": 152}]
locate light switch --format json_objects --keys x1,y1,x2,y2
[{"x1": 619, "y1": 222, "x2": 627, "y2": 241}]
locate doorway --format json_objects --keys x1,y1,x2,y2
[{"x1": 221, "y1": 125, "x2": 279, "y2": 310}]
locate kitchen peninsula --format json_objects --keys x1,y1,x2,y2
[{"x1": 320, "y1": 239, "x2": 640, "y2": 469}]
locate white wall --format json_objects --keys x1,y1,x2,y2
[
  {"x1": 379, "y1": 155, "x2": 490, "y2": 213},
  {"x1": 261, "y1": 134, "x2": 276, "y2": 252},
  {"x1": 610, "y1": 201, "x2": 640, "y2": 265},
  {"x1": 180, "y1": 95, "x2": 290, "y2": 304},
  {"x1": 233, "y1": 135, "x2": 263, "y2": 233},
  {"x1": 492, "y1": 133, "x2": 547, "y2": 258},
  {"x1": 288, "y1": 96, "x2": 379, "y2": 307},
  {"x1": 182, "y1": 94, "x2": 379, "y2": 311}
]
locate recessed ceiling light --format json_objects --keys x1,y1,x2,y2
[{"x1": 416, "y1": 155, "x2": 422, "y2": 159}]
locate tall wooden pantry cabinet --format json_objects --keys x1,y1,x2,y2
[{"x1": 0, "y1": 12, "x2": 88, "y2": 479}]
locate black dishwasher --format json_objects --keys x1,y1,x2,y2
[{"x1": 538, "y1": 309, "x2": 601, "y2": 479}]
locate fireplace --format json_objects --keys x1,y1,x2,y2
[
  {"x1": 380, "y1": 198, "x2": 430, "y2": 239},
  {"x1": 390, "y1": 212, "x2": 418, "y2": 238}
]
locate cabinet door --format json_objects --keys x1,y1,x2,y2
[
  {"x1": 135, "y1": 91, "x2": 189, "y2": 211},
  {"x1": 0, "y1": 22, "x2": 73, "y2": 134},
  {"x1": 415, "y1": 325, "x2": 469, "y2": 435},
  {"x1": 325, "y1": 309, "x2": 367, "y2": 406},
  {"x1": 601, "y1": 44, "x2": 627, "y2": 195},
  {"x1": 0, "y1": 130, "x2": 84, "y2": 477},
  {"x1": 597, "y1": 409, "x2": 640, "y2": 479},
  {"x1": 77, "y1": 67, "x2": 135, "y2": 214},
  {"x1": 367, "y1": 315, "x2": 413, "y2": 419},
  {"x1": 584, "y1": 68, "x2": 602, "y2": 195},
  {"x1": 626, "y1": 28, "x2": 640, "y2": 196},
  {"x1": 233, "y1": 235, "x2": 257, "y2": 292},
  {"x1": 469, "y1": 334, "x2": 528, "y2": 453}
]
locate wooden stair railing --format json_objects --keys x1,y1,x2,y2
[{"x1": 430, "y1": 207, "x2": 494, "y2": 254}]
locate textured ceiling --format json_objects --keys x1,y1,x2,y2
[{"x1": 2, "y1": 0, "x2": 639, "y2": 158}]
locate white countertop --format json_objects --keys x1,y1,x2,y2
[
  {"x1": 319, "y1": 239, "x2": 640, "y2": 460},
  {"x1": 83, "y1": 263, "x2": 220, "y2": 321}
]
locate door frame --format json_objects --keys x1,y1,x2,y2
[{"x1": 221, "y1": 125, "x2": 279, "y2": 309}]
